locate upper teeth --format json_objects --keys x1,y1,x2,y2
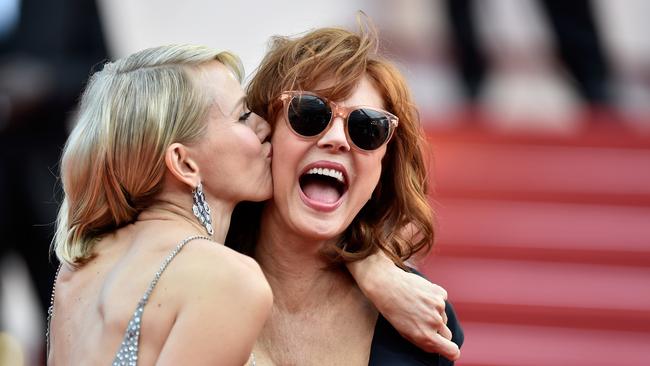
[{"x1": 306, "y1": 167, "x2": 345, "y2": 184}]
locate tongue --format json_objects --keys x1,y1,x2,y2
[{"x1": 302, "y1": 180, "x2": 341, "y2": 203}]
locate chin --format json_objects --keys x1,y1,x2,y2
[
  {"x1": 297, "y1": 218, "x2": 347, "y2": 242},
  {"x1": 253, "y1": 178, "x2": 273, "y2": 201},
  {"x1": 254, "y1": 190, "x2": 273, "y2": 202}
]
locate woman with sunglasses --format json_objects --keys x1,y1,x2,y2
[{"x1": 227, "y1": 22, "x2": 464, "y2": 365}]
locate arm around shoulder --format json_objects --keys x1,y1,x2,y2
[
  {"x1": 156, "y1": 247, "x2": 272, "y2": 366},
  {"x1": 348, "y1": 251, "x2": 460, "y2": 360}
]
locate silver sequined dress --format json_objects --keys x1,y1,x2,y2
[
  {"x1": 47, "y1": 235, "x2": 211, "y2": 366},
  {"x1": 111, "y1": 235, "x2": 209, "y2": 365}
]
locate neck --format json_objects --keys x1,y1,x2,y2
[
  {"x1": 253, "y1": 206, "x2": 378, "y2": 366},
  {"x1": 255, "y1": 205, "x2": 353, "y2": 311},
  {"x1": 139, "y1": 195, "x2": 234, "y2": 243}
]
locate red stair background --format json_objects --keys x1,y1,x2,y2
[{"x1": 420, "y1": 121, "x2": 650, "y2": 366}]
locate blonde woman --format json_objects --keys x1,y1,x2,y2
[{"x1": 47, "y1": 45, "x2": 273, "y2": 365}]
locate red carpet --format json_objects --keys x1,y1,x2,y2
[{"x1": 420, "y1": 123, "x2": 650, "y2": 366}]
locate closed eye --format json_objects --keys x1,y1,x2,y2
[{"x1": 238, "y1": 110, "x2": 253, "y2": 122}]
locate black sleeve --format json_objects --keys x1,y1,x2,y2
[
  {"x1": 368, "y1": 268, "x2": 464, "y2": 365},
  {"x1": 369, "y1": 301, "x2": 463, "y2": 366}
]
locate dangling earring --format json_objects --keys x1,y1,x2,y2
[{"x1": 192, "y1": 182, "x2": 213, "y2": 236}]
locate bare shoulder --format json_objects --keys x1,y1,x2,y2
[
  {"x1": 164, "y1": 238, "x2": 272, "y2": 309},
  {"x1": 154, "y1": 239, "x2": 272, "y2": 364}
]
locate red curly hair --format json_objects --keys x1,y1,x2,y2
[{"x1": 228, "y1": 21, "x2": 435, "y2": 268}]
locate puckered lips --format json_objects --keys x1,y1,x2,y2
[
  {"x1": 298, "y1": 160, "x2": 349, "y2": 212},
  {"x1": 265, "y1": 142, "x2": 273, "y2": 158}
]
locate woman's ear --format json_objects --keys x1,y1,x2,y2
[{"x1": 165, "y1": 142, "x2": 200, "y2": 188}]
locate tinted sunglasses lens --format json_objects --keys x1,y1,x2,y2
[
  {"x1": 348, "y1": 109, "x2": 391, "y2": 150},
  {"x1": 287, "y1": 95, "x2": 331, "y2": 137}
]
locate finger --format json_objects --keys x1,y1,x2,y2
[
  {"x1": 436, "y1": 286, "x2": 448, "y2": 300},
  {"x1": 426, "y1": 334, "x2": 460, "y2": 361},
  {"x1": 429, "y1": 309, "x2": 445, "y2": 328},
  {"x1": 437, "y1": 323, "x2": 452, "y2": 341},
  {"x1": 433, "y1": 297, "x2": 446, "y2": 314},
  {"x1": 427, "y1": 283, "x2": 448, "y2": 300}
]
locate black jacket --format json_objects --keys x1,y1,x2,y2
[{"x1": 369, "y1": 272, "x2": 464, "y2": 365}]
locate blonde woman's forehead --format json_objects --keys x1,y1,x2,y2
[{"x1": 199, "y1": 61, "x2": 245, "y2": 117}]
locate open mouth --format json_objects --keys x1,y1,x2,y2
[{"x1": 299, "y1": 166, "x2": 348, "y2": 205}]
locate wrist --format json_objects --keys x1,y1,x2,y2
[{"x1": 347, "y1": 251, "x2": 396, "y2": 299}]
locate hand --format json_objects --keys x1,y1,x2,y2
[{"x1": 347, "y1": 252, "x2": 460, "y2": 360}]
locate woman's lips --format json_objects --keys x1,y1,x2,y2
[
  {"x1": 297, "y1": 160, "x2": 348, "y2": 213},
  {"x1": 265, "y1": 143, "x2": 273, "y2": 158}
]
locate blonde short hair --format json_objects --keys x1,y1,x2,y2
[{"x1": 53, "y1": 44, "x2": 243, "y2": 266}]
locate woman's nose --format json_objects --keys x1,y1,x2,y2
[{"x1": 317, "y1": 117, "x2": 350, "y2": 152}]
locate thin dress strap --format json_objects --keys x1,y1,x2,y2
[
  {"x1": 112, "y1": 235, "x2": 211, "y2": 366},
  {"x1": 46, "y1": 263, "x2": 63, "y2": 358}
]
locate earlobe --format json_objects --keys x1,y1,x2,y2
[{"x1": 165, "y1": 143, "x2": 200, "y2": 188}]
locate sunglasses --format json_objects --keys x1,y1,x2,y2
[{"x1": 279, "y1": 91, "x2": 399, "y2": 151}]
